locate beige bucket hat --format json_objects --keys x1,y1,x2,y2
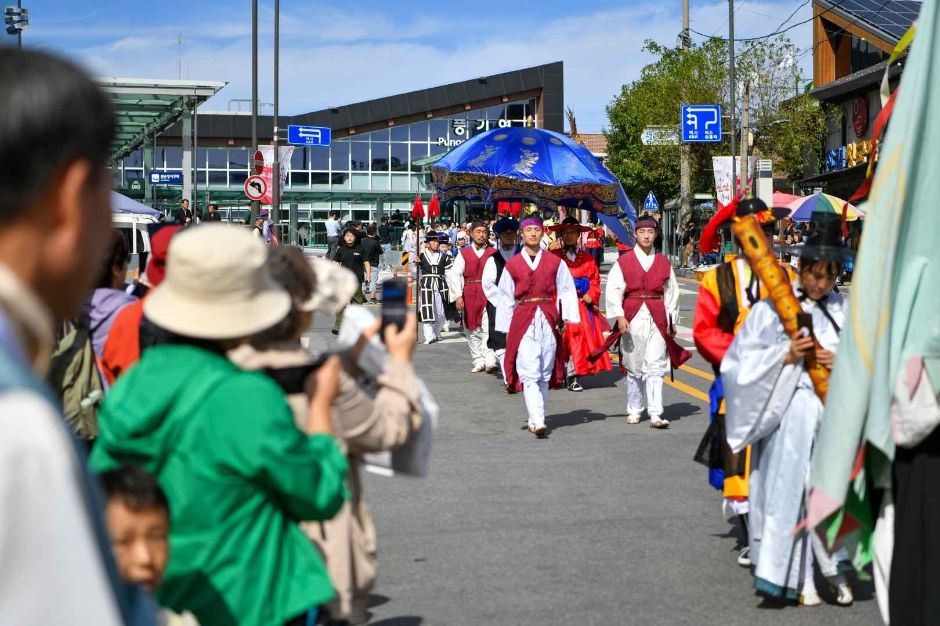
[
  {"x1": 302, "y1": 257, "x2": 359, "y2": 314},
  {"x1": 144, "y1": 224, "x2": 291, "y2": 339}
]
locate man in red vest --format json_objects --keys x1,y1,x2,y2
[
  {"x1": 447, "y1": 221, "x2": 497, "y2": 373},
  {"x1": 548, "y1": 217, "x2": 612, "y2": 391},
  {"x1": 495, "y1": 215, "x2": 581, "y2": 438},
  {"x1": 605, "y1": 215, "x2": 691, "y2": 429}
]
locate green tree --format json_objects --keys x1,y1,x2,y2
[{"x1": 605, "y1": 36, "x2": 828, "y2": 203}]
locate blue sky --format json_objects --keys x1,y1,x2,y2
[{"x1": 18, "y1": 0, "x2": 813, "y2": 131}]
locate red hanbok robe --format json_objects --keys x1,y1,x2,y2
[{"x1": 551, "y1": 249, "x2": 612, "y2": 376}]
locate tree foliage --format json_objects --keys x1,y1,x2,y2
[{"x1": 605, "y1": 36, "x2": 828, "y2": 203}]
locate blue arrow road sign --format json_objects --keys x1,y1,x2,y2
[
  {"x1": 681, "y1": 104, "x2": 722, "y2": 143},
  {"x1": 287, "y1": 125, "x2": 332, "y2": 147},
  {"x1": 148, "y1": 171, "x2": 183, "y2": 186},
  {"x1": 643, "y1": 191, "x2": 660, "y2": 211}
]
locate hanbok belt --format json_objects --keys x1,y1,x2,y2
[
  {"x1": 626, "y1": 293, "x2": 663, "y2": 299},
  {"x1": 465, "y1": 279, "x2": 483, "y2": 284},
  {"x1": 518, "y1": 297, "x2": 553, "y2": 303}
]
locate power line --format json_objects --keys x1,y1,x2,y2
[{"x1": 690, "y1": 0, "x2": 841, "y2": 43}]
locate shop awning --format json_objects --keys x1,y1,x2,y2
[{"x1": 98, "y1": 78, "x2": 226, "y2": 161}]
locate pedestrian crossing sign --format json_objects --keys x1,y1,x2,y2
[{"x1": 643, "y1": 191, "x2": 660, "y2": 211}]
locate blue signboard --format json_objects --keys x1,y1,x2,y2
[
  {"x1": 643, "y1": 191, "x2": 660, "y2": 211},
  {"x1": 681, "y1": 104, "x2": 722, "y2": 143},
  {"x1": 287, "y1": 125, "x2": 332, "y2": 147},
  {"x1": 149, "y1": 170, "x2": 183, "y2": 186}
]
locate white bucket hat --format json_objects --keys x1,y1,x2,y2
[
  {"x1": 144, "y1": 224, "x2": 291, "y2": 339},
  {"x1": 303, "y1": 257, "x2": 359, "y2": 314}
]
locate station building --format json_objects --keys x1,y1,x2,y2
[{"x1": 108, "y1": 62, "x2": 564, "y2": 241}]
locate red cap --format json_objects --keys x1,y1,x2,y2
[{"x1": 145, "y1": 225, "x2": 183, "y2": 287}]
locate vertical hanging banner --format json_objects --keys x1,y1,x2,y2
[
  {"x1": 258, "y1": 145, "x2": 294, "y2": 205},
  {"x1": 712, "y1": 156, "x2": 756, "y2": 205}
]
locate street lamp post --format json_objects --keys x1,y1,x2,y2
[
  {"x1": 4, "y1": 1, "x2": 28, "y2": 48},
  {"x1": 250, "y1": 0, "x2": 259, "y2": 223},
  {"x1": 728, "y1": 0, "x2": 737, "y2": 197},
  {"x1": 272, "y1": 0, "x2": 282, "y2": 241}
]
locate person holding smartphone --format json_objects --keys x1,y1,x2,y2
[{"x1": 229, "y1": 246, "x2": 423, "y2": 625}]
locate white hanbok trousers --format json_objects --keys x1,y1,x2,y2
[
  {"x1": 626, "y1": 373, "x2": 664, "y2": 419},
  {"x1": 515, "y1": 312, "x2": 556, "y2": 429},
  {"x1": 465, "y1": 310, "x2": 496, "y2": 368},
  {"x1": 422, "y1": 292, "x2": 446, "y2": 341}
]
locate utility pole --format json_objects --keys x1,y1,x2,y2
[
  {"x1": 739, "y1": 80, "x2": 750, "y2": 197},
  {"x1": 728, "y1": 0, "x2": 737, "y2": 197},
  {"x1": 272, "y1": 0, "x2": 281, "y2": 239},
  {"x1": 680, "y1": 0, "x2": 691, "y2": 237},
  {"x1": 250, "y1": 0, "x2": 259, "y2": 223}
]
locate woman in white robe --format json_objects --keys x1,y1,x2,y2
[{"x1": 723, "y1": 220, "x2": 855, "y2": 606}]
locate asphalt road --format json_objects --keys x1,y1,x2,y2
[{"x1": 308, "y1": 269, "x2": 880, "y2": 626}]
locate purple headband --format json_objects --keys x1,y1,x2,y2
[
  {"x1": 635, "y1": 216, "x2": 659, "y2": 230},
  {"x1": 519, "y1": 216, "x2": 543, "y2": 230}
]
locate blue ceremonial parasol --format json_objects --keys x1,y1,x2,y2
[{"x1": 432, "y1": 127, "x2": 628, "y2": 217}]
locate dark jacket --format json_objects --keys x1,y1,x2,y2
[
  {"x1": 203, "y1": 211, "x2": 222, "y2": 222},
  {"x1": 333, "y1": 243, "x2": 366, "y2": 282}
]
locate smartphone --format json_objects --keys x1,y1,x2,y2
[
  {"x1": 796, "y1": 312, "x2": 815, "y2": 339},
  {"x1": 381, "y1": 277, "x2": 408, "y2": 337}
]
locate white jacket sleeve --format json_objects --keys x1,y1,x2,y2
[{"x1": 605, "y1": 261, "x2": 626, "y2": 319}]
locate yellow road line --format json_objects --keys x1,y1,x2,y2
[
  {"x1": 679, "y1": 364, "x2": 715, "y2": 381},
  {"x1": 664, "y1": 377, "x2": 710, "y2": 402}
]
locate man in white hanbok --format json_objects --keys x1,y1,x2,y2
[
  {"x1": 723, "y1": 216, "x2": 854, "y2": 606},
  {"x1": 605, "y1": 216, "x2": 689, "y2": 428},
  {"x1": 482, "y1": 218, "x2": 520, "y2": 383},
  {"x1": 447, "y1": 221, "x2": 497, "y2": 373},
  {"x1": 495, "y1": 216, "x2": 579, "y2": 438}
]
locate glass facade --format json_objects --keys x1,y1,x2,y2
[
  {"x1": 116, "y1": 98, "x2": 537, "y2": 237},
  {"x1": 117, "y1": 99, "x2": 536, "y2": 192}
]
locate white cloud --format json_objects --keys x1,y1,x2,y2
[{"x1": 35, "y1": 0, "x2": 814, "y2": 132}]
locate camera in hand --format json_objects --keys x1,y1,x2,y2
[{"x1": 381, "y1": 277, "x2": 408, "y2": 337}]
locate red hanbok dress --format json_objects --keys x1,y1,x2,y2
[{"x1": 551, "y1": 249, "x2": 612, "y2": 376}]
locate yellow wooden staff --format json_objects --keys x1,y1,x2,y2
[{"x1": 731, "y1": 212, "x2": 829, "y2": 401}]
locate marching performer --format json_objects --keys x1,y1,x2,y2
[
  {"x1": 723, "y1": 211, "x2": 854, "y2": 606},
  {"x1": 605, "y1": 215, "x2": 691, "y2": 429},
  {"x1": 482, "y1": 217, "x2": 521, "y2": 382},
  {"x1": 447, "y1": 221, "x2": 498, "y2": 373},
  {"x1": 692, "y1": 197, "x2": 792, "y2": 567},
  {"x1": 495, "y1": 215, "x2": 580, "y2": 438},
  {"x1": 418, "y1": 232, "x2": 453, "y2": 344},
  {"x1": 548, "y1": 217, "x2": 612, "y2": 391}
]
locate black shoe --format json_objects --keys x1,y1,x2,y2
[
  {"x1": 567, "y1": 376, "x2": 584, "y2": 392},
  {"x1": 331, "y1": 329, "x2": 339, "y2": 335}
]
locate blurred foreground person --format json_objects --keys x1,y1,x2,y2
[
  {"x1": 100, "y1": 225, "x2": 182, "y2": 385},
  {"x1": 100, "y1": 466, "x2": 199, "y2": 625},
  {"x1": 0, "y1": 49, "x2": 145, "y2": 625},
  {"x1": 90, "y1": 225, "x2": 349, "y2": 626},
  {"x1": 723, "y1": 214, "x2": 854, "y2": 606},
  {"x1": 230, "y1": 246, "x2": 424, "y2": 624}
]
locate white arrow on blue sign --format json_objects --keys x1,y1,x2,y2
[
  {"x1": 681, "y1": 104, "x2": 722, "y2": 143},
  {"x1": 287, "y1": 125, "x2": 332, "y2": 147},
  {"x1": 643, "y1": 191, "x2": 660, "y2": 211}
]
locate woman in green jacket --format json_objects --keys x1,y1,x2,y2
[{"x1": 90, "y1": 224, "x2": 348, "y2": 626}]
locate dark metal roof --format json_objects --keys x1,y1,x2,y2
[
  {"x1": 810, "y1": 58, "x2": 903, "y2": 101},
  {"x1": 176, "y1": 61, "x2": 564, "y2": 140},
  {"x1": 816, "y1": 0, "x2": 921, "y2": 44}
]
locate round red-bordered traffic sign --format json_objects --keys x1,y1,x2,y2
[{"x1": 244, "y1": 175, "x2": 267, "y2": 201}]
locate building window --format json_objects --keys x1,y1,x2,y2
[{"x1": 851, "y1": 36, "x2": 888, "y2": 74}]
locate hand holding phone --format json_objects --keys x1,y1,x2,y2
[{"x1": 381, "y1": 277, "x2": 409, "y2": 337}]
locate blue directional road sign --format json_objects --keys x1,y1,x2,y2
[
  {"x1": 287, "y1": 125, "x2": 332, "y2": 147},
  {"x1": 149, "y1": 171, "x2": 183, "y2": 186},
  {"x1": 681, "y1": 104, "x2": 722, "y2": 143},
  {"x1": 643, "y1": 191, "x2": 660, "y2": 211}
]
